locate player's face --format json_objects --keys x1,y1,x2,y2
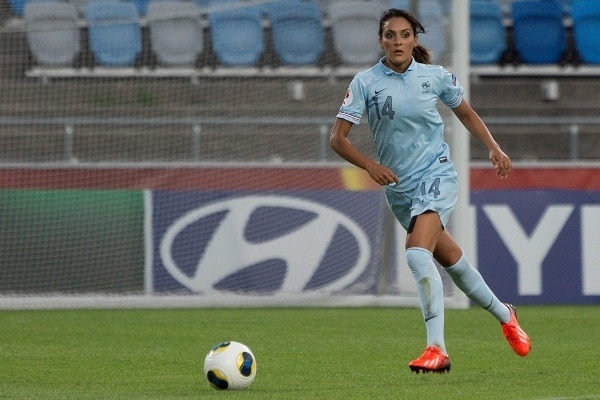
[{"x1": 379, "y1": 17, "x2": 417, "y2": 73}]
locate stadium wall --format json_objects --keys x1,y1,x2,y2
[{"x1": 0, "y1": 165, "x2": 599, "y2": 308}]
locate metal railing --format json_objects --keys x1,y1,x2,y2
[
  {"x1": 0, "y1": 116, "x2": 334, "y2": 163},
  {"x1": 481, "y1": 116, "x2": 600, "y2": 160},
  {"x1": 1, "y1": 115, "x2": 600, "y2": 163}
]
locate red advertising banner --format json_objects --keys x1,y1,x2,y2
[{"x1": 2, "y1": 166, "x2": 600, "y2": 190}]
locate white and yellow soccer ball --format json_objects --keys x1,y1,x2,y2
[{"x1": 204, "y1": 341, "x2": 257, "y2": 390}]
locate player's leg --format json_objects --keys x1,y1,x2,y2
[
  {"x1": 403, "y1": 167, "x2": 459, "y2": 372},
  {"x1": 434, "y1": 230, "x2": 509, "y2": 323},
  {"x1": 405, "y1": 211, "x2": 450, "y2": 373},
  {"x1": 436, "y1": 230, "x2": 531, "y2": 356},
  {"x1": 384, "y1": 187, "x2": 450, "y2": 372}
]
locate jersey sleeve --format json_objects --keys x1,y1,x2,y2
[
  {"x1": 336, "y1": 76, "x2": 366, "y2": 125},
  {"x1": 439, "y1": 68, "x2": 464, "y2": 109}
]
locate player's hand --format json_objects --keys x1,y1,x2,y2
[
  {"x1": 366, "y1": 162, "x2": 399, "y2": 186},
  {"x1": 489, "y1": 146, "x2": 511, "y2": 179}
]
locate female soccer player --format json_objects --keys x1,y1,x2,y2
[{"x1": 330, "y1": 8, "x2": 531, "y2": 373}]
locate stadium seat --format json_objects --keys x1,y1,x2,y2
[
  {"x1": 191, "y1": 0, "x2": 209, "y2": 10},
  {"x1": 470, "y1": 0, "x2": 507, "y2": 64},
  {"x1": 10, "y1": 0, "x2": 63, "y2": 15},
  {"x1": 207, "y1": 5, "x2": 264, "y2": 66},
  {"x1": 66, "y1": 0, "x2": 113, "y2": 16},
  {"x1": 413, "y1": 0, "x2": 447, "y2": 63},
  {"x1": 328, "y1": 1, "x2": 386, "y2": 65},
  {"x1": 264, "y1": 1, "x2": 325, "y2": 66},
  {"x1": 84, "y1": 1, "x2": 142, "y2": 66},
  {"x1": 511, "y1": 0, "x2": 567, "y2": 64},
  {"x1": 24, "y1": 1, "x2": 81, "y2": 66},
  {"x1": 65, "y1": 0, "x2": 90, "y2": 14},
  {"x1": 496, "y1": 0, "x2": 573, "y2": 16},
  {"x1": 389, "y1": 0, "x2": 409, "y2": 10},
  {"x1": 551, "y1": 0, "x2": 574, "y2": 14},
  {"x1": 8, "y1": 0, "x2": 28, "y2": 16},
  {"x1": 571, "y1": 0, "x2": 600, "y2": 64},
  {"x1": 146, "y1": 1, "x2": 204, "y2": 66},
  {"x1": 129, "y1": 0, "x2": 151, "y2": 15},
  {"x1": 193, "y1": 0, "x2": 239, "y2": 12},
  {"x1": 388, "y1": 0, "x2": 447, "y2": 63}
]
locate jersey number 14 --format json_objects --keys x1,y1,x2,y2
[{"x1": 372, "y1": 96, "x2": 395, "y2": 120}]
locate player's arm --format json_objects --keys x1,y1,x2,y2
[
  {"x1": 452, "y1": 99, "x2": 512, "y2": 179},
  {"x1": 329, "y1": 118, "x2": 399, "y2": 186}
]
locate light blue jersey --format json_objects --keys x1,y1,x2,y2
[{"x1": 337, "y1": 58, "x2": 464, "y2": 193}]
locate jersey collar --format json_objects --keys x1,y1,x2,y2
[{"x1": 378, "y1": 57, "x2": 417, "y2": 76}]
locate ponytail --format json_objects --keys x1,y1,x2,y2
[{"x1": 413, "y1": 45, "x2": 432, "y2": 64}]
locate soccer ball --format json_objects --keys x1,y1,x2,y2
[{"x1": 204, "y1": 341, "x2": 257, "y2": 390}]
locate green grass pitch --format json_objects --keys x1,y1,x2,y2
[{"x1": 1, "y1": 306, "x2": 599, "y2": 400}]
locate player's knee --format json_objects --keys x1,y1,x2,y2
[{"x1": 406, "y1": 247, "x2": 433, "y2": 269}]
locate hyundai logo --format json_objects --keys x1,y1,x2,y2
[{"x1": 159, "y1": 195, "x2": 371, "y2": 294}]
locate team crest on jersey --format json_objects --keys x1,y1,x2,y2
[
  {"x1": 452, "y1": 74, "x2": 457, "y2": 86},
  {"x1": 342, "y1": 89, "x2": 353, "y2": 106},
  {"x1": 420, "y1": 80, "x2": 431, "y2": 95}
]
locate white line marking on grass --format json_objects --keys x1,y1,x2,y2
[{"x1": 531, "y1": 396, "x2": 600, "y2": 400}]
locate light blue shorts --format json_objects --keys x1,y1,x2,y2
[{"x1": 384, "y1": 164, "x2": 458, "y2": 232}]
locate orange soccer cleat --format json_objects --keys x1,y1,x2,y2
[
  {"x1": 408, "y1": 346, "x2": 451, "y2": 374},
  {"x1": 501, "y1": 303, "x2": 531, "y2": 357}
]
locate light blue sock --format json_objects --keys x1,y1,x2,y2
[
  {"x1": 444, "y1": 253, "x2": 510, "y2": 323},
  {"x1": 406, "y1": 247, "x2": 446, "y2": 354}
]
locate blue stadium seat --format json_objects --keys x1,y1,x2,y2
[
  {"x1": 24, "y1": 1, "x2": 80, "y2": 66},
  {"x1": 511, "y1": 0, "x2": 566, "y2": 64},
  {"x1": 553, "y1": 0, "x2": 574, "y2": 14},
  {"x1": 265, "y1": 1, "x2": 325, "y2": 66},
  {"x1": 207, "y1": 5, "x2": 264, "y2": 66},
  {"x1": 191, "y1": 0, "x2": 209, "y2": 10},
  {"x1": 470, "y1": 0, "x2": 506, "y2": 64},
  {"x1": 571, "y1": 0, "x2": 600, "y2": 64},
  {"x1": 492, "y1": 0, "x2": 572, "y2": 16},
  {"x1": 193, "y1": 0, "x2": 239, "y2": 12},
  {"x1": 8, "y1": 0, "x2": 28, "y2": 15},
  {"x1": 128, "y1": 0, "x2": 151, "y2": 15},
  {"x1": 67, "y1": 0, "x2": 119, "y2": 16},
  {"x1": 389, "y1": 0, "x2": 409, "y2": 10},
  {"x1": 85, "y1": 1, "x2": 142, "y2": 66}
]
